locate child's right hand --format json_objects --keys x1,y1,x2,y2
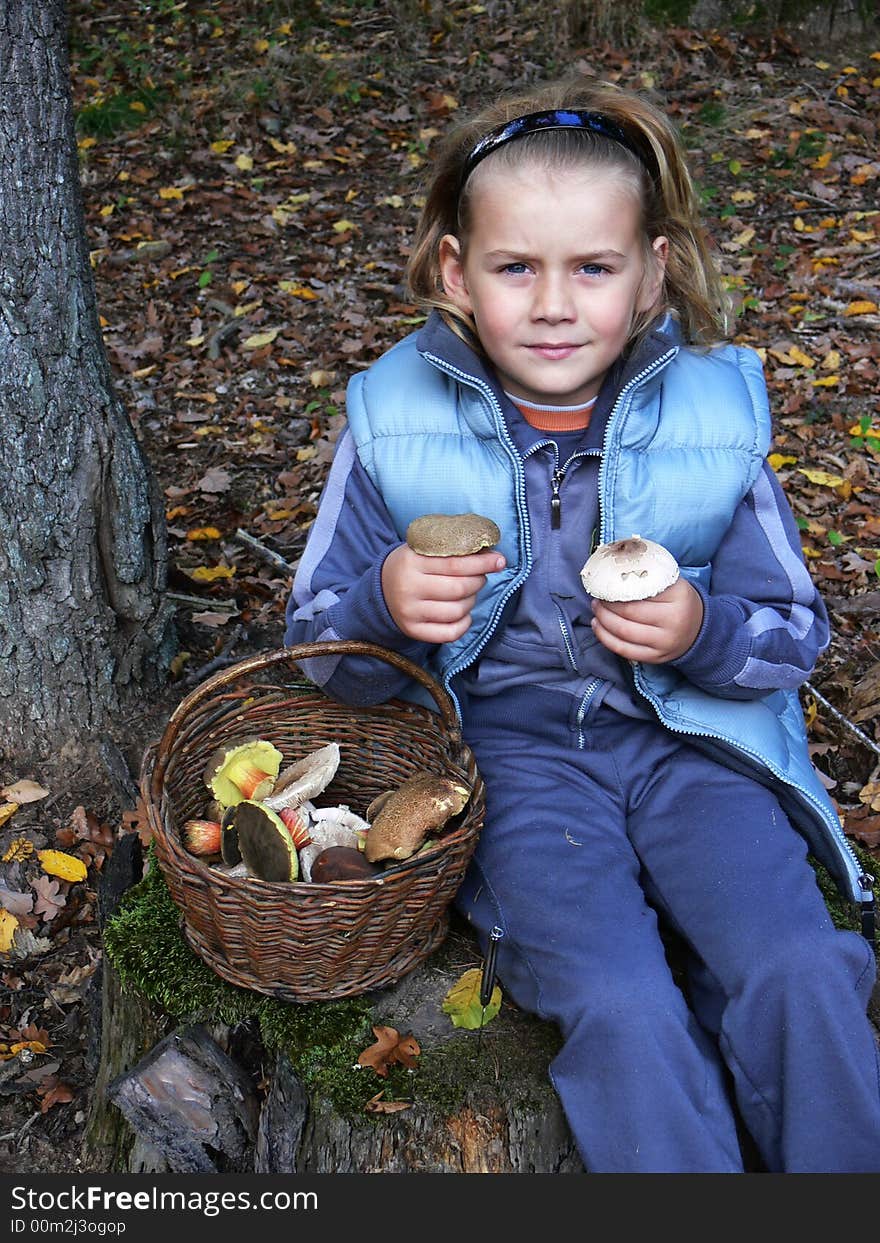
[{"x1": 381, "y1": 544, "x2": 507, "y2": 644}]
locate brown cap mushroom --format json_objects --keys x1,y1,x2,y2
[
  {"x1": 406, "y1": 513, "x2": 501, "y2": 557},
  {"x1": 309, "y1": 846, "x2": 381, "y2": 884},
  {"x1": 580, "y1": 535, "x2": 680, "y2": 602},
  {"x1": 202, "y1": 738, "x2": 283, "y2": 807},
  {"x1": 233, "y1": 800, "x2": 299, "y2": 882},
  {"x1": 364, "y1": 773, "x2": 471, "y2": 863}
]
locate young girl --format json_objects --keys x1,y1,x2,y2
[{"x1": 285, "y1": 77, "x2": 880, "y2": 1173}]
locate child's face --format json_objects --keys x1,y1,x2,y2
[{"x1": 440, "y1": 163, "x2": 667, "y2": 407}]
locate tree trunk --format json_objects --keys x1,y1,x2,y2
[{"x1": 0, "y1": 0, "x2": 173, "y2": 763}]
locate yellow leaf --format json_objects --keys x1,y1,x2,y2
[
  {"x1": 2, "y1": 838, "x2": 33, "y2": 863},
  {"x1": 0, "y1": 803, "x2": 19, "y2": 829},
  {"x1": 186, "y1": 334, "x2": 205, "y2": 347},
  {"x1": 821, "y1": 350, "x2": 841, "y2": 371},
  {"x1": 332, "y1": 219, "x2": 356, "y2": 233},
  {"x1": 129, "y1": 100, "x2": 147, "y2": 113},
  {"x1": 768, "y1": 453, "x2": 797, "y2": 470},
  {"x1": 78, "y1": 136, "x2": 97, "y2": 151},
  {"x1": 170, "y1": 652, "x2": 191, "y2": 676},
  {"x1": 185, "y1": 527, "x2": 222, "y2": 541},
  {"x1": 99, "y1": 204, "x2": 114, "y2": 217},
  {"x1": 788, "y1": 345, "x2": 815, "y2": 368},
  {"x1": 731, "y1": 189, "x2": 756, "y2": 204},
  {"x1": 797, "y1": 468, "x2": 845, "y2": 487},
  {"x1": 441, "y1": 968, "x2": 502, "y2": 1029},
  {"x1": 310, "y1": 369, "x2": 336, "y2": 387},
  {"x1": 277, "y1": 282, "x2": 318, "y2": 300},
  {"x1": 801, "y1": 545, "x2": 823, "y2": 558},
  {"x1": 242, "y1": 328, "x2": 280, "y2": 348},
  {"x1": 850, "y1": 229, "x2": 875, "y2": 243},
  {"x1": 815, "y1": 60, "x2": 830, "y2": 69},
  {"x1": 267, "y1": 138, "x2": 297, "y2": 155},
  {"x1": 813, "y1": 152, "x2": 832, "y2": 169},
  {"x1": 38, "y1": 850, "x2": 88, "y2": 883},
  {"x1": 296, "y1": 445, "x2": 317, "y2": 462},
  {"x1": 159, "y1": 186, "x2": 184, "y2": 200},
  {"x1": 804, "y1": 698, "x2": 817, "y2": 728},
  {"x1": 793, "y1": 216, "x2": 807, "y2": 232},
  {"x1": 811, "y1": 375, "x2": 839, "y2": 387},
  {"x1": 254, "y1": 38, "x2": 270, "y2": 53},
  {"x1": 10, "y1": 1040, "x2": 47, "y2": 1055},
  {"x1": 189, "y1": 565, "x2": 236, "y2": 582},
  {"x1": 844, "y1": 300, "x2": 878, "y2": 315},
  {"x1": 0, "y1": 911, "x2": 18, "y2": 954},
  {"x1": 235, "y1": 154, "x2": 254, "y2": 172},
  {"x1": 233, "y1": 300, "x2": 263, "y2": 317},
  {"x1": 210, "y1": 139, "x2": 235, "y2": 154}
]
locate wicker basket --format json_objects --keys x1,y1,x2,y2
[{"x1": 142, "y1": 640, "x2": 485, "y2": 1003}]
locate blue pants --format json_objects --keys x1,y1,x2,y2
[{"x1": 455, "y1": 685, "x2": 880, "y2": 1173}]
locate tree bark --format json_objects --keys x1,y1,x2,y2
[{"x1": 0, "y1": 0, "x2": 173, "y2": 763}]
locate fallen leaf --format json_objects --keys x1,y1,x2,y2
[
  {"x1": 858, "y1": 780, "x2": 880, "y2": 812},
  {"x1": 0, "y1": 910, "x2": 18, "y2": 953},
  {"x1": 2, "y1": 838, "x2": 34, "y2": 864},
  {"x1": 1, "y1": 780, "x2": 49, "y2": 804},
  {"x1": 442, "y1": 968, "x2": 502, "y2": 1030},
  {"x1": 37, "y1": 1077, "x2": 75, "y2": 1113},
  {"x1": 357, "y1": 1025, "x2": 420, "y2": 1077},
  {"x1": 0, "y1": 803, "x2": 20, "y2": 829},
  {"x1": 196, "y1": 466, "x2": 232, "y2": 493},
  {"x1": 364, "y1": 1090, "x2": 412, "y2": 1114},
  {"x1": 189, "y1": 564, "x2": 236, "y2": 582},
  {"x1": 0, "y1": 886, "x2": 34, "y2": 917},
  {"x1": 37, "y1": 849, "x2": 88, "y2": 884},
  {"x1": 797, "y1": 468, "x2": 845, "y2": 487},
  {"x1": 844, "y1": 300, "x2": 878, "y2": 316},
  {"x1": 30, "y1": 876, "x2": 66, "y2": 921},
  {"x1": 242, "y1": 328, "x2": 280, "y2": 348}
]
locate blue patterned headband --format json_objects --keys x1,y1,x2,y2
[{"x1": 458, "y1": 109, "x2": 658, "y2": 197}]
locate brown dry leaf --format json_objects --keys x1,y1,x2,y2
[
  {"x1": 364, "y1": 1090, "x2": 412, "y2": 1114},
  {"x1": 844, "y1": 807, "x2": 880, "y2": 847},
  {"x1": 121, "y1": 798, "x2": 154, "y2": 849},
  {"x1": 0, "y1": 885, "x2": 34, "y2": 917},
  {"x1": 1, "y1": 780, "x2": 50, "y2": 804},
  {"x1": 30, "y1": 875, "x2": 66, "y2": 921},
  {"x1": 857, "y1": 781, "x2": 880, "y2": 812},
  {"x1": 37, "y1": 1077, "x2": 75, "y2": 1113},
  {"x1": 357, "y1": 1024, "x2": 421, "y2": 1078},
  {"x1": 19, "y1": 1023, "x2": 52, "y2": 1049}
]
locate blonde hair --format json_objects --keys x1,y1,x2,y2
[{"x1": 406, "y1": 76, "x2": 731, "y2": 348}]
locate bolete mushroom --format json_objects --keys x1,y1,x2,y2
[
  {"x1": 406, "y1": 513, "x2": 501, "y2": 557},
  {"x1": 203, "y1": 738, "x2": 283, "y2": 807},
  {"x1": 364, "y1": 773, "x2": 471, "y2": 863},
  {"x1": 579, "y1": 535, "x2": 680, "y2": 602},
  {"x1": 309, "y1": 846, "x2": 381, "y2": 884},
  {"x1": 220, "y1": 805, "x2": 241, "y2": 866},
  {"x1": 233, "y1": 800, "x2": 299, "y2": 882}
]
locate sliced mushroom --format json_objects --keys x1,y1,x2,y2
[
  {"x1": 233, "y1": 800, "x2": 299, "y2": 882},
  {"x1": 580, "y1": 535, "x2": 680, "y2": 602},
  {"x1": 364, "y1": 773, "x2": 471, "y2": 863},
  {"x1": 203, "y1": 738, "x2": 283, "y2": 807},
  {"x1": 406, "y1": 513, "x2": 501, "y2": 557}
]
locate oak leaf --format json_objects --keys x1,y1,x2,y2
[
  {"x1": 31, "y1": 876, "x2": 66, "y2": 921},
  {"x1": 357, "y1": 1025, "x2": 421, "y2": 1077},
  {"x1": 364, "y1": 1090, "x2": 412, "y2": 1114}
]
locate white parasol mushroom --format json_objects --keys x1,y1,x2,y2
[{"x1": 580, "y1": 535, "x2": 680, "y2": 602}]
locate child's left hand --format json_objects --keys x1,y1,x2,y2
[{"x1": 590, "y1": 579, "x2": 704, "y2": 664}]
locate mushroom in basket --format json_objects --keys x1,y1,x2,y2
[{"x1": 364, "y1": 773, "x2": 471, "y2": 863}]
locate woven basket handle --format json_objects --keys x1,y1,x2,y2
[{"x1": 150, "y1": 640, "x2": 460, "y2": 798}]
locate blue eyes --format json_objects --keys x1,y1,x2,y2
[{"x1": 500, "y1": 263, "x2": 608, "y2": 276}]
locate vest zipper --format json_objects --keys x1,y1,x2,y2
[
  {"x1": 551, "y1": 467, "x2": 564, "y2": 528},
  {"x1": 598, "y1": 347, "x2": 679, "y2": 543},
  {"x1": 420, "y1": 351, "x2": 532, "y2": 714}
]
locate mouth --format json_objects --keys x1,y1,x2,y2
[{"x1": 527, "y1": 343, "x2": 581, "y2": 360}]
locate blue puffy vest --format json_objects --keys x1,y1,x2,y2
[{"x1": 345, "y1": 332, "x2": 870, "y2": 909}]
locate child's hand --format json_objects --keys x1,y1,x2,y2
[
  {"x1": 590, "y1": 578, "x2": 704, "y2": 664},
  {"x1": 382, "y1": 544, "x2": 507, "y2": 644}
]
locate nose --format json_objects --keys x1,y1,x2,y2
[{"x1": 531, "y1": 271, "x2": 575, "y2": 323}]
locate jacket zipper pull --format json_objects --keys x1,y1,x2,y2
[
  {"x1": 551, "y1": 468, "x2": 564, "y2": 529},
  {"x1": 858, "y1": 873, "x2": 876, "y2": 945}
]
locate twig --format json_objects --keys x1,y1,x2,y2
[
  {"x1": 233, "y1": 528, "x2": 297, "y2": 576},
  {"x1": 804, "y1": 681, "x2": 880, "y2": 759},
  {"x1": 166, "y1": 591, "x2": 238, "y2": 611},
  {"x1": 181, "y1": 624, "x2": 245, "y2": 687}
]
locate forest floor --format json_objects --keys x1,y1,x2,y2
[{"x1": 1, "y1": 0, "x2": 878, "y2": 1174}]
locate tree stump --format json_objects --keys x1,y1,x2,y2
[{"x1": 83, "y1": 845, "x2": 583, "y2": 1174}]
